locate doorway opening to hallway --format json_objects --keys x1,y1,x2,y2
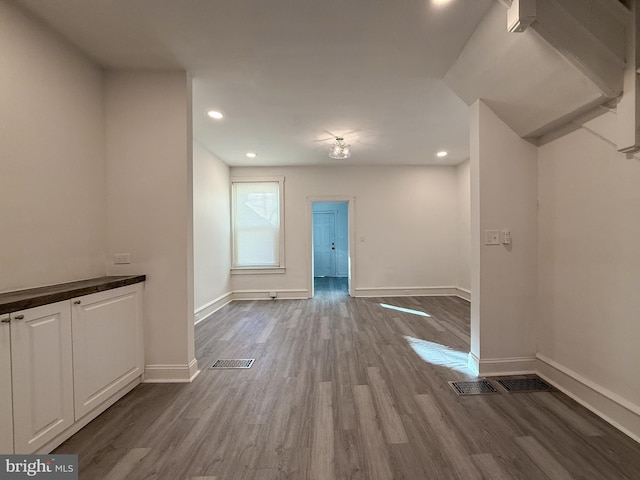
[{"x1": 308, "y1": 198, "x2": 355, "y2": 298}]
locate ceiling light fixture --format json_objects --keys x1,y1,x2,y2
[
  {"x1": 437, "y1": 151, "x2": 448, "y2": 158},
  {"x1": 328, "y1": 137, "x2": 351, "y2": 159},
  {"x1": 207, "y1": 110, "x2": 224, "y2": 119},
  {"x1": 246, "y1": 152, "x2": 257, "y2": 158}
]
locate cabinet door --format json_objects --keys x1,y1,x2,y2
[
  {"x1": 0, "y1": 315, "x2": 13, "y2": 453},
  {"x1": 72, "y1": 284, "x2": 143, "y2": 420},
  {"x1": 11, "y1": 301, "x2": 73, "y2": 454}
]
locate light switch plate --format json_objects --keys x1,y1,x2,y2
[{"x1": 485, "y1": 230, "x2": 500, "y2": 245}]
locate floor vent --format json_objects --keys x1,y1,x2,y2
[
  {"x1": 496, "y1": 376, "x2": 555, "y2": 393},
  {"x1": 449, "y1": 380, "x2": 499, "y2": 396},
  {"x1": 210, "y1": 359, "x2": 255, "y2": 369}
]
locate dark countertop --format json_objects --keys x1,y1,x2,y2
[{"x1": 0, "y1": 275, "x2": 146, "y2": 315}]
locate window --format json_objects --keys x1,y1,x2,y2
[{"x1": 231, "y1": 177, "x2": 285, "y2": 273}]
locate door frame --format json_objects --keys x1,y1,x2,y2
[{"x1": 307, "y1": 196, "x2": 356, "y2": 298}]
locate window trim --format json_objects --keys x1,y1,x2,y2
[{"x1": 230, "y1": 176, "x2": 285, "y2": 274}]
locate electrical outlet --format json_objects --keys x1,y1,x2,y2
[
  {"x1": 484, "y1": 230, "x2": 500, "y2": 245},
  {"x1": 114, "y1": 253, "x2": 131, "y2": 264},
  {"x1": 502, "y1": 230, "x2": 512, "y2": 245}
]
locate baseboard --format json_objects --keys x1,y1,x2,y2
[
  {"x1": 194, "y1": 292, "x2": 233, "y2": 325},
  {"x1": 467, "y1": 353, "x2": 537, "y2": 376},
  {"x1": 232, "y1": 289, "x2": 309, "y2": 301},
  {"x1": 536, "y1": 354, "x2": 640, "y2": 443},
  {"x1": 467, "y1": 352, "x2": 480, "y2": 376},
  {"x1": 188, "y1": 358, "x2": 200, "y2": 382},
  {"x1": 455, "y1": 288, "x2": 471, "y2": 302},
  {"x1": 143, "y1": 358, "x2": 200, "y2": 383},
  {"x1": 195, "y1": 287, "x2": 467, "y2": 306},
  {"x1": 354, "y1": 286, "x2": 459, "y2": 297}
]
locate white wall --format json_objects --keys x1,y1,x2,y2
[
  {"x1": 193, "y1": 141, "x2": 232, "y2": 320},
  {"x1": 456, "y1": 160, "x2": 471, "y2": 296},
  {"x1": 229, "y1": 165, "x2": 459, "y2": 298},
  {"x1": 470, "y1": 100, "x2": 538, "y2": 374},
  {"x1": 0, "y1": 1, "x2": 106, "y2": 292},
  {"x1": 105, "y1": 71, "x2": 197, "y2": 382},
  {"x1": 538, "y1": 112, "x2": 640, "y2": 438}
]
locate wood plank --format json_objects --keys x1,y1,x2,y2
[
  {"x1": 366, "y1": 367, "x2": 408, "y2": 444},
  {"x1": 333, "y1": 428, "x2": 364, "y2": 480},
  {"x1": 310, "y1": 381, "x2": 335, "y2": 480},
  {"x1": 219, "y1": 318, "x2": 247, "y2": 341},
  {"x1": 515, "y1": 436, "x2": 574, "y2": 480},
  {"x1": 353, "y1": 385, "x2": 393, "y2": 480},
  {"x1": 254, "y1": 377, "x2": 296, "y2": 469},
  {"x1": 471, "y1": 453, "x2": 512, "y2": 480},
  {"x1": 256, "y1": 318, "x2": 279, "y2": 344},
  {"x1": 415, "y1": 394, "x2": 482, "y2": 480},
  {"x1": 252, "y1": 469, "x2": 277, "y2": 480},
  {"x1": 320, "y1": 315, "x2": 331, "y2": 340},
  {"x1": 286, "y1": 309, "x2": 302, "y2": 329},
  {"x1": 392, "y1": 317, "x2": 415, "y2": 337},
  {"x1": 534, "y1": 392, "x2": 603, "y2": 437},
  {"x1": 102, "y1": 448, "x2": 150, "y2": 480}
]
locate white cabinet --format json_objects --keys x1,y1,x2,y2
[
  {"x1": 0, "y1": 314, "x2": 13, "y2": 453},
  {"x1": 1, "y1": 279, "x2": 144, "y2": 454},
  {"x1": 10, "y1": 301, "x2": 74, "y2": 454},
  {"x1": 71, "y1": 283, "x2": 143, "y2": 420}
]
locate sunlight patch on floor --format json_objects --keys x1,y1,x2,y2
[
  {"x1": 404, "y1": 336, "x2": 471, "y2": 375},
  {"x1": 380, "y1": 303, "x2": 431, "y2": 317}
]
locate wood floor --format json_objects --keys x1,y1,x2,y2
[{"x1": 54, "y1": 288, "x2": 640, "y2": 479}]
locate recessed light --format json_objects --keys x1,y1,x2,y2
[
  {"x1": 433, "y1": 0, "x2": 451, "y2": 4},
  {"x1": 246, "y1": 152, "x2": 257, "y2": 158},
  {"x1": 207, "y1": 110, "x2": 224, "y2": 119},
  {"x1": 436, "y1": 151, "x2": 448, "y2": 158}
]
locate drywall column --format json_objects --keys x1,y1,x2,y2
[
  {"x1": 105, "y1": 71, "x2": 198, "y2": 382},
  {"x1": 469, "y1": 100, "x2": 538, "y2": 375}
]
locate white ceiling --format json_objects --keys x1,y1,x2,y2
[{"x1": 16, "y1": 0, "x2": 495, "y2": 166}]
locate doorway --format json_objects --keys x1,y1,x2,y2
[{"x1": 307, "y1": 197, "x2": 355, "y2": 298}]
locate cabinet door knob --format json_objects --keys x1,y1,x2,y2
[
  {"x1": 1, "y1": 318, "x2": 9, "y2": 323},
  {"x1": 14, "y1": 315, "x2": 24, "y2": 320},
  {"x1": 73, "y1": 300, "x2": 81, "y2": 305}
]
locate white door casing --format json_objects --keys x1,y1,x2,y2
[{"x1": 307, "y1": 196, "x2": 356, "y2": 298}]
